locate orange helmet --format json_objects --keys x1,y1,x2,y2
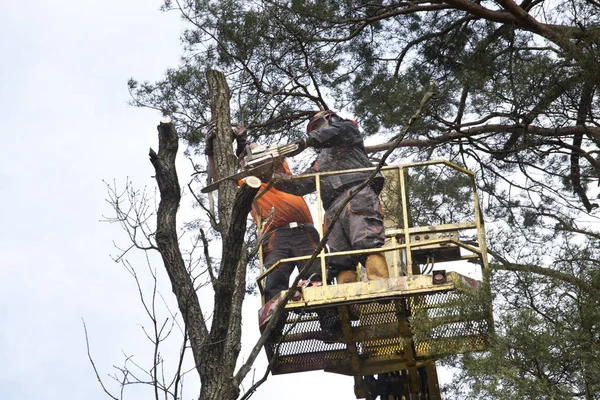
[{"x1": 306, "y1": 110, "x2": 341, "y2": 134}]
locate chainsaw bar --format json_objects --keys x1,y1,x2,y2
[{"x1": 201, "y1": 142, "x2": 300, "y2": 193}]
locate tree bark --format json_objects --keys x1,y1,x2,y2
[
  {"x1": 207, "y1": 69, "x2": 239, "y2": 232},
  {"x1": 149, "y1": 122, "x2": 208, "y2": 380},
  {"x1": 198, "y1": 70, "x2": 259, "y2": 400},
  {"x1": 150, "y1": 112, "x2": 258, "y2": 400}
]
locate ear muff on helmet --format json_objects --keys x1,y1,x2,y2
[{"x1": 306, "y1": 110, "x2": 340, "y2": 133}]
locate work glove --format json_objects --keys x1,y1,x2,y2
[
  {"x1": 204, "y1": 127, "x2": 216, "y2": 156},
  {"x1": 305, "y1": 134, "x2": 319, "y2": 147},
  {"x1": 294, "y1": 138, "x2": 308, "y2": 152},
  {"x1": 293, "y1": 136, "x2": 319, "y2": 152},
  {"x1": 205, "y1": 125, "x2": 248, "y2": 157},
  {"x1": 287, "y1": 138, "x2": 307, "y2": 157},
  {"x1": 233, "y1": 125, "x2": 248, "y2": 157}
]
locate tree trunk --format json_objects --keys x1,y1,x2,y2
[
  {"x1": 149, "y1": 122, "x2": 209, "y2": 379},
  {"x1": 149, "y1": 71, "x2": 258, "y2": 400},
  {"x1": 199, "y1": 70, "x2": 259, "y2": 400}
]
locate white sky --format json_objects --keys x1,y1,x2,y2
[{"x1": 0, "y1": 1, "x2": 358, "y2": 399}]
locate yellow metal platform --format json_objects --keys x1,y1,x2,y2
[
  {"x1": 255, "y1": 161, "x2": 494, "y2": 398},
  {"x1": 259, "y1": 272, "x2": 491, "y2": 376}
]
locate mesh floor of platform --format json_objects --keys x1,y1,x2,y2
[{"x1": 267, "y1": 290, "x2": 491, "y2": 375}]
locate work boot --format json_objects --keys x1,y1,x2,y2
[
  {"x1": 365, "y1": 253, "x2": 389, "y2": 280},
  {"x1": 336, "y1": 270, "x2": 358, "y2": 284}
]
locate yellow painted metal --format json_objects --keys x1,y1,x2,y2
[
  {"x1": 425, "y1": 362, "x2": 442, "y2": 400},
  {"x1": 255, "y1": 160, "x2": 493, "y2": 398},
  {"x1": 284, "y1": 274, "x2": 454, "y2": 306},
  {"x1": 255, "y1": 243, "x2": 411, "y2": 285},
  {"x1": 392, "y1": 167, "x2": 402, "y2": 278},
  {"x1": 398, "y1": 165, "x2": 413, "y2": 275},
  {"x1": 315, "y1": 174, "x2": 328, "y2": 286},
  {"x1": 339, "y1": 306, "x2": 362, "y2": 373},
  {"x1": 255, "y1": 162, "x2": 488, "y2": 285}
]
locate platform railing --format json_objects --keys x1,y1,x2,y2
[{"x1": 254, "y1": 160, "x2": 489, "y2": 303}]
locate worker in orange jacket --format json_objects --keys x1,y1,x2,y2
[
  {"x1": 205, "y1": 127, "x2": 322, "y2": 302},
  {"x1": 248, "y1": 160, "x2": 323, "y2": 301}
]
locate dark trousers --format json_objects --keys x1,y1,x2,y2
[
  {"x1": 263, "y1": 225, "x2": 322, "y2": 301},
  {"x1": 324, "y1": 185, "x2": 385, "y2": 275}
]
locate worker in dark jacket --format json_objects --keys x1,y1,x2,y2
[{"x1": 275, "y1": 111, "x2": 389, "y2": 284}]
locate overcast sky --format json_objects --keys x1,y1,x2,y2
[{"x1": 0, "y1": 1, "x2": 360, "y2": 399}]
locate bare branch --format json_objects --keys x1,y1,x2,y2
[
  {"x1": 488, "y1": 248, "x2": 593, "y2": 293},
  {"x1": 82, "y1": 319, "x2": 120, "y2": 400},
  {"x1": 199, "y1": 228, "x2": 216, "y2": 285}
]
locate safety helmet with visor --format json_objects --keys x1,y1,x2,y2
[{"x1": 306, "y1": 110, "x2": 341, "y2": 134}]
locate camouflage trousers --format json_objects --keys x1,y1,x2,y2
[{"x1": 324, "y1": 185, "x2": 385, "y2": 275}]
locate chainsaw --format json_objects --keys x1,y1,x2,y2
[{"x1": 201, "y1": 142, "x2": 300, "y2": 193}]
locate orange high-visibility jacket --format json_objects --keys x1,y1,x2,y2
[{"x1": 241, "y1": 161, "x2": 313, "y2": 234}]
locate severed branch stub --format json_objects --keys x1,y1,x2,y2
[{"x1": 244, "y1": 176, "x2": 262, "y2": 188}]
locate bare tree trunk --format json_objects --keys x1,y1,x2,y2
[
  {"x1": 200, "y1": 69, "x2": 259, "y2": 400},
  {"x1": 149, "y1": 70, "x2": 258, "y2": 400},
  {"x1": 207, "y1": 69, "x2": 239, "y2": 232},
  {"x1": 149, "y1": 122, "x2": 209, "y2": 379}
]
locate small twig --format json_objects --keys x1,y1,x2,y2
[
  {"x1": 82, "y1": 319, "x2": 119, "y2": 400},
  {"x1": 188, "y1": 181, "x2": 218, "y2": 229},
  {"x1": 171, "y1": 331, "x2": 188, "y2": 400},
  {"x1": 199, "y1": 228, "x2": 216, "y2": 285}
]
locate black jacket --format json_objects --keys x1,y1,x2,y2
[{"x1": 275, "y1": 119, "x2": 384, "y2": 209}]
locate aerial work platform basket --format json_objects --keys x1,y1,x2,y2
[{"x1": 256, "y1": 161, "x2": 493, "y2": 399}]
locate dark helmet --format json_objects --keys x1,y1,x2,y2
[{"x1": 306, "y1": 110, "x2": 341, "y2": 134}]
